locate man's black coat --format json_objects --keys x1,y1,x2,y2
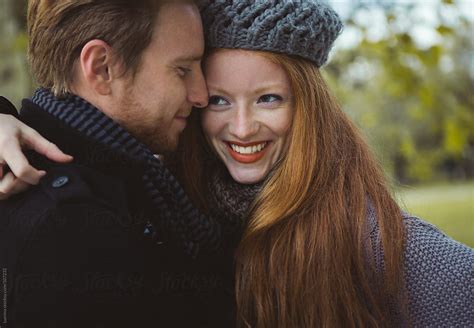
[{"x1": 0, "y1": 99, "x2": 234, "y2": 327}]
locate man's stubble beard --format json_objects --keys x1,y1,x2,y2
[
  {"x1": 140, "y1": 120, "x2": 178, "y2": 154},
  {"x1": 117, "y1": 93, "x2": 179, "y2": 154}
]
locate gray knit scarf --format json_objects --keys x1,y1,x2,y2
[
  {"x1": 31, "y1": 88, "x2": 221, "y2": 258},
  {"x1": 206, "y1": 163, "x2": 263, "y2": 236}
]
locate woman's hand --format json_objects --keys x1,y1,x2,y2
[{"x1": 0, "y1": 114, "x2": 73, "y2": 200}]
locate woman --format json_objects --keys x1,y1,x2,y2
[{"x1": 0, "y1": 0, "x2": 472, "y2": 327}]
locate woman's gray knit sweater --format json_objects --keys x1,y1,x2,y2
[{"x1": 362, "y1": 206, "x2": 472, "y2": 326}]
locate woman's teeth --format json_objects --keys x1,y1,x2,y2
[{"x1": 230, "y1": 142, "x2": 267, "y2": 154}]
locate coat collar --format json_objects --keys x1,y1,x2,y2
[{"x1": 19, "y1": 98, "x2": 147, "y2": 175}]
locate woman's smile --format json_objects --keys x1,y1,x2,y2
[{"x1": 225, "y1": 141, "x2": 271, "y2": 164}]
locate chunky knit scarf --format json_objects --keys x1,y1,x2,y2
[
  {"x1": 31, "y1": 88, "x2": 221, "y2": 258},
  {"x1": 206, "y1": 163, "x2": 263, "y2": 235}
]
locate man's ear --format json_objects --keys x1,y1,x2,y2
[{"x1": 79, "y1": 40, "x2": 119, "y2": 96}]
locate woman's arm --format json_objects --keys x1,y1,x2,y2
[
  {"x1": 0, "y1": 112, "x2": 73, "y2": 199},
  {"x1": 403, "y1": 216, "x2": 473, "y2": 326}
]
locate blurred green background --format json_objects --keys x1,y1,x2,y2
[{"x1": 0, "y1": 0, "x2": 472, "y2": 246}]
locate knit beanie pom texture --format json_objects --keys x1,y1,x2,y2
[{"x1": 199, "y1": 0, "x2": 343, "y2": 67}]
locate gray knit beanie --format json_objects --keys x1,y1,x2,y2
[{"x1": 199, "y1": 0, "x2": 343, "y2": 67}]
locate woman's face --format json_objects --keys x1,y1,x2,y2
[{"x1": 201, "y1": 50, "x2": 293, "y2": 184}]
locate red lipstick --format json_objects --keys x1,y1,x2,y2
[{"x1": 225, "y1": 141, "x2": 270, "y2": 164}]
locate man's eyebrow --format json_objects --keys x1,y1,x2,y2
[{"x1": 175, "y1": 54, "x2": 203, "y2": 62}]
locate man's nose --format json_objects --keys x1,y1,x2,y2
[
  {"x1": 188, "y1": 70, "x2": 209, "y2": 109},
  {"x1": 228, "y1": 106, "x2": 259, "y2": 140}
]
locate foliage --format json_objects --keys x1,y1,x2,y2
[
  {"x1": 325, "y1": 0, "x2": 473, "y2": 183},
  {"x1": 0, "y1": 0, "x2": 33, "y2": 107}
]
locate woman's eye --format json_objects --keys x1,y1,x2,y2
[
  {"x1": 257, "y1": 94, "x2": 282, "y2": 103},
  {"x1": 208, "y1": 96, "x2": 230, "y2": 106}
]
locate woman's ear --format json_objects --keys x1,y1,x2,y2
[{"x1": 78, "y1": 39, "x2": 118, "y2": 96}]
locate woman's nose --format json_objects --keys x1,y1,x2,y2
[{"x1": 228, "y1": 107, "x2": 259, "y2": 140}]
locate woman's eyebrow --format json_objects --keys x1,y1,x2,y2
[
  {"x1": 206, "y1": 85, "x2": 231, "y2": 97},
  {"x1": 252, "y1": 84, "x2": 289, "y2": 95}
]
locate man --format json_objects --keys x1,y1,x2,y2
[{"x1": 0, "y1": 0, "x2": 229, "y2": 327}]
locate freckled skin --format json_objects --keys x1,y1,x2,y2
[{"x1": 202, "y1": 50, "x2": 293, "y2": 184}]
